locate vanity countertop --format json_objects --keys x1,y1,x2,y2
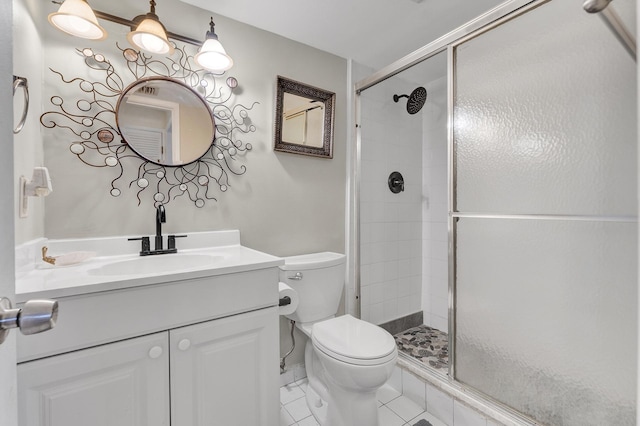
[{"x1": 15, "y1": 230, "x2": 283, "y2": 302}]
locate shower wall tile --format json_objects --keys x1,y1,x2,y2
[
  {"x1": 360, "y1": 74, "x2": 423, "y2": 325},
  {"x1": 370, "y1": 283, "x2": 385, "y2": 304},
  {"x1": 384, "y1": 299, "x2": 399, "y2": 321},
  {"x1": 431, "y1": 296, "x2": 449, "y2": 320},
  {"x1": 370, "y1": 302, "x2": 384, "y2": 324},
  {"x1": 384, "y1": 261, "x2": 399, "y2": 280},
  {"x1": 398, "y1": 222, "x2": 421, "y2": 241},
  {"x1": 397, "y1": 296, "x2": 419, "y2": 317},
  {"x1": 430, "y1": 315, "x2": 449, "y2": 334},
  {"x1": 398, "y1": 278, "x2": 414, "y2": 298}
]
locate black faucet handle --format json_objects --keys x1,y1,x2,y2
[
  {"x1": 128, "y1": 236, "x2": 151, "y2": 253},
  {"x1": 167, "y1": 234, "x2": 187, "y2": 250}
]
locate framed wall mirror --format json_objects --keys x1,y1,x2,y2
[{"x1": 274, "y1": 76, "x2": 335, "y2": 158}]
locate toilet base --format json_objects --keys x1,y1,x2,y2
[
  {"x1": 305, "y1": 383, "x2": 328, "y2": 424},
  {"x1": 305, "y1": 381, "x2": 381, "y2": 426},
  {"x1": 303, "y1": 340, "x2": 386, "y2": 426}
]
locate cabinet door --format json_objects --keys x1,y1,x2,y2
[
  {"x1": 170, "y1": 307, "x2": 279, "y2": 426},
  {"x1": 18, "y1": 333, "x2": 169, "y2": 426}
]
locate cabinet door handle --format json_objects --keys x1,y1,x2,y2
[
  {"x1": 178, "y1": 339, "x2": 191, "y2": 351},
  {"x1": 148, "y1": 346, "x2": 163, "y2": 359}
]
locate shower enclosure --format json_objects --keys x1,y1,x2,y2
[{"x1": 353, "y1": 0, "x2": 637, "y2": 424}]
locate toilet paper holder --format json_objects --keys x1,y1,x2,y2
[{"x1": 279, "y1": 296, "x2": 292, "y2": 306}]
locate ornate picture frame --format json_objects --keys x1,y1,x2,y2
[{"x1": 274, "y1": 76, "x2": 335, "y2": 159}]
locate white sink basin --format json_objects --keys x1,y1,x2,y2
[{"x1": 88, "y1": 253, "x2": 224, "y2": 276}]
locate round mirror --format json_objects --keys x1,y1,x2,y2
[{"x1": 116, "y1": 77, "x2": 215, "y2": 166}]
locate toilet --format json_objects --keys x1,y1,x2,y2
[{"x1": 280, "y1": 252, "x2": 397, "y2": 426}]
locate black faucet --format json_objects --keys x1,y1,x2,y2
[
  {"x1": 128, "y1": 204, "x2": 187, "y2": 256},
  {"x1": 155, "y1": 204, "x2": 166, "y2": 251}
]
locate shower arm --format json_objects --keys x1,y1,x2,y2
[{"x1": 583, "y1": 0, "x2": 636, "y2": 62}]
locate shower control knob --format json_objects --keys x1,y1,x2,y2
[
  {"x1": 0, "y1": 297, "x2": 59, "y2": 344},
  {"x1": 388, "y1": 171, "x2": 405, "y2": 194}
]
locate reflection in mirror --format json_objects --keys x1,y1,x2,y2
[
  {"x1": 282, "y1": 93, "x2": 324, "y2": 147},
  {"x1": 274, "y1": 76, "x2": 335, "y2": 158},
  {"x1": 117, "y1": 77, "x2": 215, "y2": 166}
]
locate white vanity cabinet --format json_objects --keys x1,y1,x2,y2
[
  {"x1": 170, "y1": 307, "x2": 279, "y2": 425},
  {"x1": 16, "y1": 264, "x2": 281, "y2": 426},
  {"x1": 18, "y1": 332, "x2": 171, "y2": 426}
]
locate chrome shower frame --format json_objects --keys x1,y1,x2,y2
[{"x1": 352, "y1": 0, "x2": 635, "y2": 423}]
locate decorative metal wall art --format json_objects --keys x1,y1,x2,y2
[{"x1": 40, "y1": 43, "x2": 257, "y2": 207}]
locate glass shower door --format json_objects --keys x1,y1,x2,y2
[{"x1": 452, "y1": 0, "x2": 637, "y2": 424}]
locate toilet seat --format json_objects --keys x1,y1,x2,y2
[{"x1": 311, "y1": 315, "x2": 397, "y2": 366}]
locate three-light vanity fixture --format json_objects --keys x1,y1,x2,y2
[{"x1": 48, "y1": 0, "x2": 233, "y2": 71}]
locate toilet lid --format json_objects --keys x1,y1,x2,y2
[{"x1": 311, "y1": 315, "x2": 397, "y2": 365}]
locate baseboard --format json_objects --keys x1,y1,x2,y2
[{"x1": 379, "y1": 311, "x2": 423, "y2": 335}]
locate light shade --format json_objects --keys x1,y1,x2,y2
[
  {"x1": 48, "y1": 0, "x2": 107, "y2": 40},
  {"x1": 127, "y1": 1, "x2": 174, "y2": 56},
  {"x1": 195, "y1": 18, "x2": 233, "y2": 72},
  {"x1": 195, "y1": 38, "x2": 233, "y2": 72}
]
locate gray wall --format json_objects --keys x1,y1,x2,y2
[
  {"x1": 15, "y1": 0, "x2": 347, "y2": 259},
  {"x1": 14, "y1": 0, "x2": 348, "y2": 369}
]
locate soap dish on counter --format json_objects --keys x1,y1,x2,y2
[{"x1": 42, "y1": 246, "x2": 96, "y2": 267}]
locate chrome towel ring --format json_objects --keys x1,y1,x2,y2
[{"x1": 13, "y1": 75, "x2": 29, "y2": 134}]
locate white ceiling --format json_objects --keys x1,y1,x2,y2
[{"x1": 178, "y1": 0, "x2": 505, "y2": 70}]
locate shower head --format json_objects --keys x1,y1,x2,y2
[
  {"x1": 393, "y1": 86, "x2": 427, "y2": 115},
  {"x1": 583, "y1": 0, "x2": 612, "y2": 13}
]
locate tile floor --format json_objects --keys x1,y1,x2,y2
[{"x1": 280, "y1": 379, "x2": 446, "y2": 426}]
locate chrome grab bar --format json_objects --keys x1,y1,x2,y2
[{"x1": 13, "y1": 75, "x2": 29, "y2": 134}]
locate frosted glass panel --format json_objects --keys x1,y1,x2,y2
[
  {"x1": 455, "y1": 218, "x2": 637, "y2": 425},
  {"x1": 454, "y1": 0, "x2": 636, "y2": 216}
]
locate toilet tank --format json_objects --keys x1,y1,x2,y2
[{"x1": 279, "y1": 252, "x2": 346, "y2": 324}]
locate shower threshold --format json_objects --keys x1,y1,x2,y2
[{"x1": 394, "y1": 325, "x2": 449, "y2": 371}]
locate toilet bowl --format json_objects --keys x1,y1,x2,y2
[{"x1": 280, "y1": 253, "x2": 397, "y2": 426}]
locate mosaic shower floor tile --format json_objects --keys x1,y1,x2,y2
[{"x1": 394, "y1": 325, "x2": 449, "y2": 370}]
